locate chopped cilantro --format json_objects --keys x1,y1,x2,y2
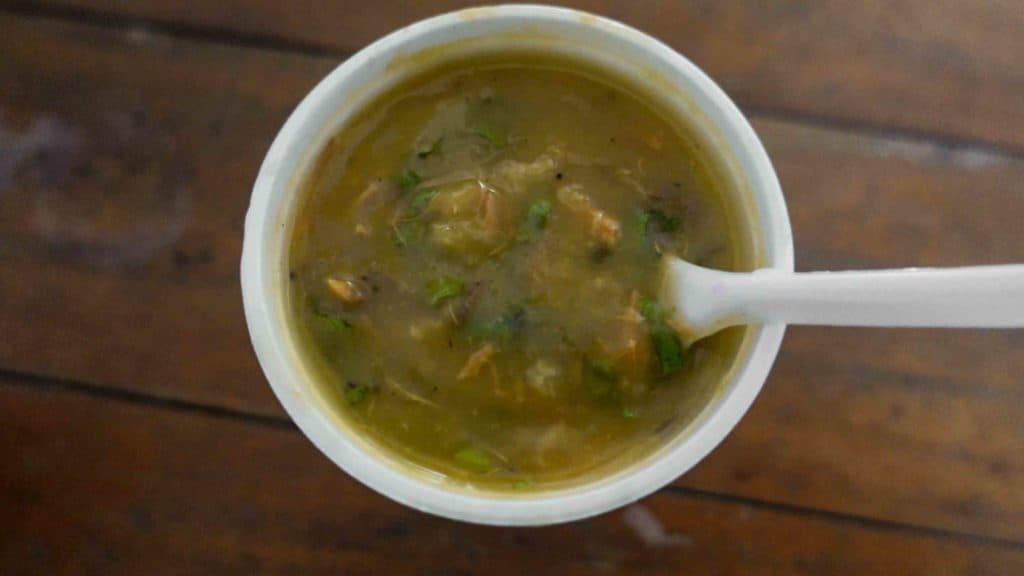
[
  {"x1": 454, "y1": 447, "x2": 492, "y2": 473},
  {"x1": 409, "y1": 188, "x2": 439, "y2": 216},
  {"x1": 344, "y1": 382, "x2": 368, "y2": 405},
  {"x1": 426, "y1": 276, "x2": 466, "y2": 307},
  {"x1": 398, "y1": 168, "x2": 421, "y2": 192}
]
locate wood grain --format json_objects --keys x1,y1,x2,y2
[
  {"x1": 2, "y1": 378, "x2": 1021, "y2": 576},
  {"x1": 0, "y1": 14, "x2": 331, "y2": 413},
  {"x1": 1, "y1": 15, "x2": 1023, "y2": 542},
  {"x1": 15, "y1": 0, "x2": 1024, "y2": 151}
]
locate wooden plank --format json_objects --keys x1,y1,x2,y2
[
  {"x1": 16, "y1": 0, "x2": 1024, "y2": 151},
  {"x1": 2, "y1": 15, "x2": 1024, "y2": 541},
  {"x1": 691, "y1": 342, "x2": 1024, "y2": 542},
  {"x1": 0, "y1": 15, "x2": 333, "y2": 413},
  {"x1": 2, "y1": 379, "x2": 1022, "y2": 576}
]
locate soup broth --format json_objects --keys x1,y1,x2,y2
[{"x1": 290, "y1": 56, "x2": 750, "y2": 490}]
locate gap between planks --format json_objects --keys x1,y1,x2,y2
[{"x1": 2, "y1": 366, "x2": 1023, "y2": 553}]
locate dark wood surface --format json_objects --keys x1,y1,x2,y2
[
  {"x1": 1, "y1": 2, "x2": 1022, "y2": 573},
  {"x1": 17, "y1": 0, "x2": 1024, "y2": 151},
  {"x1": 4, "y1": 375, "x2": 1023, "y2": 575}
]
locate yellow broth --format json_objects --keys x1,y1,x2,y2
[{"x1": 289, "y1": 56, "x2": 749, "y2": 490}]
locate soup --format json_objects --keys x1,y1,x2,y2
[{"x1": 289, "y1": 55, "x2": 750, "y2": 490}]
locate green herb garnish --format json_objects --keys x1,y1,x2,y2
[
  {"x1": 638, "y1": 297, "x2": 686, "y2": 377},
  {"x1": 651, "y1": 326, "x2": 685, "y2": 375},
  {"x1": 640, "y1": 208, "x2": 681, "y2": 238},
  {"x1": 588, "y1": 357, "x2": 617, "y2": 381},
  {"x1": 526, "y1": 200, "x2": 552, "y2": 230},
  {"x1": 344, "y1": 382, "x2": 368, "y2": 405},
  {"x1": 393, "y1": 221, "x2": 426, "y2": 246},
  {"x1": 398, "y1": 168, "x2": 421, "y2": 192},
  {"x1": 312, "y1": 309, "x2": 352, "y2": 333},
  {"x1": 622, "y1": 407, "x2": 637, "y2": 418},
  {"x1": 409, "y1": 188, "x2": 439, "y2": 216},
  {"x1": 513, "y1": 479, "x2": 531, "y2": 490},
  {"x1": 584, "y1": 355, "x2": 618, "y2": 397},
  {"x1": 426, "y1": 276, "x2": 466, "y2": 307},
  {"x1": 516, "y1": 200, "x2": 553, "y2": 242},
  {"x1": 639, "y1": 297, "x2": 664, "y2": 324},
  {"x1": 472, "y1": 125, "x2": 507, "y2": 147},
  {"x1": 454, "y1": 447, "x2": 492, "y2": 473}
]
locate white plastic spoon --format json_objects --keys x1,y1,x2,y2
[{"x1": 660, "y1": 259, "x2": 1024, "y2": 345}]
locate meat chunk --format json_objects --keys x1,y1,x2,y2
[
  {"x1": 598, "y1": 291, "x2": 653, "y2": 386},
  {"x1": 426, "y1": 181, "x2": 487, "y2": 220},
  {"x1": 591, "y1": 212, "x2": 622, "y2": 249},
  {"x1": 458, "y1": 343, "x2": 497, "y2": 381},
  {"x1": 556, "y1": 184, "x2": 621, "y2": 249},
  {"x1": 425, "y1": 180, "x2": 507, "y2": 261},
  {"x1": 490, "y1": 146, "x2": 563, "y2": 195},
  {"x1": 352, "y1": 179, "x2": 399, "y2": 234},
  {"x1": 326, "y1": 277, "x2": 365, "y2": 305},
  {"x1": 526, "y1": 358, "x2": 561, "y2": 397},
  {"x1": 430, "y1": 220, "x2": 504, "y2": 260}
]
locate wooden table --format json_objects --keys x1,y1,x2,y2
[{"x1": 2, "y1": 2, "x2": 1022, "y2": 573}]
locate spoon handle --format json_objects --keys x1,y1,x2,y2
[{"x1": 679, "y1": 264, "x2": 1024, "y2": 329}]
